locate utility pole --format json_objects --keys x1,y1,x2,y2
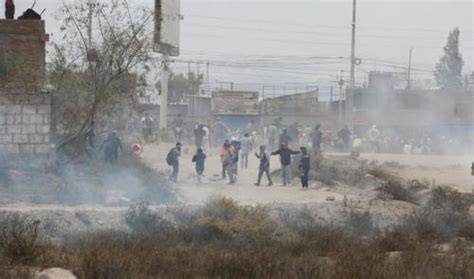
[
  {"x1": 206, "y1": 62, "x2": 210, "y2": 95},
  {"x1": 196, "y1": 63, "x2": 201, "y2": 95},
  {"x1": 407, "y1": 47, "x2": 413, "y2": 90},
  {"x1": 347, "y1": 0, "x2": 357, "y2": 128},
  {"x1": 160, "y1": 55, "x2": 169, "y2": 130},
  {"x1": 338, "y1": 70, "x2": 345, "y2": 129}
]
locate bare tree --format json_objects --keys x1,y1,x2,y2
[{"x1": 50, "y1": 0, "x2": 153, "y2": 147}]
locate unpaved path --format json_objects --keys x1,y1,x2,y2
[
  {"x1": 142, "y1": 144, "x2": 472, "y2": 205},
  {"x1": 141, "y1": 144, "x2": 354, "y2": 205}
]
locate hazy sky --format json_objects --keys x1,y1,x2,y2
[{"x1": 11, "y1": 0, "x2": 473, "y2": 98}]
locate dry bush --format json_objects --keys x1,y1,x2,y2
[
  {"x1": 72, "y1": 232, "x2": 141, "y2": 279},
  {"x1": 201, "y1": 197, "x2": 240, "y2": 221},
  {"x1": 125, "y1": 201, "x2": 174, "y2": 236},
  {"x1": 368, "y1": 165, "x2": 399, "y2": 181},
  {"x1": 179, "y1": 219, "x2": 229, "y2": 244},
  {"x1": 330, "y1": 241, "x2": 387, "y2": 279},
  {"x1": 377, "y1": 179, "x2": 418, "y2": 204},
  {"x1": 0, "y1": 266, "x2": 36, "y2": 279},
  {"x1": 380, "y1": 161, "x2": 405, "y2": 169},
  {"x1": 347, "y1": 210, "x2": 375, "y2": 237},
  {"x1": 408, "y1": 179, "x2": 431, "y2": 191},
  {"x1": 0, "y1": 213, "x2": 43, "y2": 265},
  {"x1": 195, "y1": 198, "x2": 284, "y2": 246},
  {"x1": 429, "y1": 186, "x2": 474, "y2": 212},
  {"x1": 278, "y1": 208, "x2": 349, "y2": 256}
]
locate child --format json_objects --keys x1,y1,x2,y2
[
  {"x1": 299, "y1": 147, "x2": 310, "y2": 189},
  {"x1": 192, "y1": 148, "x2": 207, "y2": 183}
]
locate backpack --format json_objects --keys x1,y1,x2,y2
[{"x1": 166, "y1": 149, "x2": 175, "y2": 166}]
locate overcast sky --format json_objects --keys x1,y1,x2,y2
[{"x1": 11, "y1": 0, "x2": 473, "y2": 97}]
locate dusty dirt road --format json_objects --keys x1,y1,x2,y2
[
  {"x1": 142, "y1": 143, "x2": 472, "y2": 205},
  {"x1": 142, "y1": 143, "x2": 349, "y2": 205}
]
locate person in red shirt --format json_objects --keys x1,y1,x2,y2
[{"x1": 5, "y1": 0, "x2": 14, "y2": 19}]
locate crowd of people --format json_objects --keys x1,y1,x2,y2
[
  {"x1": 163, "y1": 118, "x2": 469, "y2": 188},
  {"x1": 165, "y1": 120, "x2": 314, "y2": 189},
  {"x1": 87, "y1": 112, "x2": 469, "y2": 189}
]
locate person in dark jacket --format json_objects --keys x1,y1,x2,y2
[
  {"x1": 279, "y1": 129, "x2": 292, "y2": 146},
  {"x1": 299, "y1": 147, "x2": 311, "y2": 189},
  {"x1": 192, "y1": 148, "x2": 207, "y2": 183},
  {"x1": 338, "y1": 125, "x2": 352, "y2": 151},
  {"x1": 5, "y1": 0, "x2": 14, "y2": 19},
  {"x1": 194, "y1": 124, "x2": 206, "y2": 149},
  {"x1": 271, "y1": 143, "x2": 299, "y2": 186},
  {"x1": 255, "y1": 145, "x2": 273, "y2": 186},
  {"x1": 310, "y1": 124, "x2": 323, "y2": 152},
  {"x1": 167, "y1": 142, "x2": 182, "y2": 182},
  {"x1": 103, "y1": 131, "x2": 122, "y2": 164}
]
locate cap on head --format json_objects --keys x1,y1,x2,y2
[{"x1": 176, "y1": 142, "x2": 182, "y2": 147}]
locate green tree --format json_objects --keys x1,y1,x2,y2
[{"x1": 434, "y1": 27, "x2": 464, "y2": 89}]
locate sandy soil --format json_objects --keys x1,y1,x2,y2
[
  {"x1": 0, "y1": 144, "x2": 469, "y2": 235},
  {"x1": 142, "y1": 144, "x2": 472, "y2": 205},
  {"x1": 358, "y1": 153, "x2": 471, "y2": 192},
  {"x1": 141, "y1": 144, "x2": 354, "y2": 206}
]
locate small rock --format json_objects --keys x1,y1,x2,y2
[
  {"x1": 326, "y1": 196, "x2": 335, "y2": 202},
  {"x1": 36, "y1": 268, "x2": 76, "y2": 279}
]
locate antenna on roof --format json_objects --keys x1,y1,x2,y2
[
  {"x1": 40, "y1": 8, "x2": 46, "y2": 16},
  {"x1": 31, "y1": 0, "x2": 37, "y2": 9}
]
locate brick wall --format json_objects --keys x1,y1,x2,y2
[{"x1": 0, "y1": 20, "x2": 50, "y2": 154}]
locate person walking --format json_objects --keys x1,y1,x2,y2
[
  {"x1": 223, "y1": 142, "x2": 237, "y2": 184},
  {"x1": 299, "y1": 147, "x2": 311, "y2": 189},
  {"x1": 338, "y1": 125, "x2": 352, "y2": 152},
  {"x1": 140, "y1": 112, "x2": 154, "y2": 143},
  {"x1": 103, "y1": 131, "x2": 122, "y2": 164},
  {"x1": 254, "y1": 145, "x2": 273, "y2": 186},
  {"x1": 279, "y1": 129, "x2": 292, "y2": 146},
  {"x1": 310, "y1": 124, "x2": 323, "y2": 153},
  {"x1": 220, "y1": 139, "x2": 230, "y2": 179},
  {"x1": 166, "y1": 142, "x2": 182, "y2": 182},
  {"x1": 194, "y1": 124, "x2": 206, "y2": 149},
  {"x1": 5, "y1": 0, "x2": 14, "y2": 19},
  {"x1": 240, "y1": 133, "x2": 252, "y2": 169},
  {"x1": 267, "y1": 123, "x2": 279, "y2": 151},
  {"x1": 192, "y1": 148, "x2": 206, "y2": 183},
  {"x1": 271, "y1": 143, "x2": 299, "y2": 186}
]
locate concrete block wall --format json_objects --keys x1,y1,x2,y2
[
  {"x1": 0, "y1": 93, "x2": 51, "y2": 154},
  {"x1": 0, "y1": 20, "x2": 50, "y2": 155}
]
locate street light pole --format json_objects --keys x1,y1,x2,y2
[
  {"x1": 407, "y1": 47, "x2": 413, "y2": 90},
  {"x1": 338, "y1": 70, "x2": 345, "y2": 129},
  {"x1": 347, "y1": 0, "x2": 357, "y2": 128}
]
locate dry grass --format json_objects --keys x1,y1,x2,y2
[
  {"x1": 1, "y1": 197, "x2": 474, "y2": 278},
  {"x1": 376, "y1": 179, "x2": 419, "y2": 204}
]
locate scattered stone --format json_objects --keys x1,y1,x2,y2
[
  {"x1": 36, "y1": 268, "x2": 76, "y2": 279},
  {"x1": 326, "y1": 196, "x2": 336, "y2": 202}
]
